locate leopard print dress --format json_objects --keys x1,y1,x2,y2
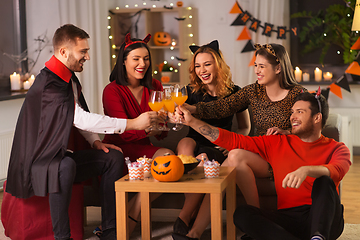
[{"x1": 196, "y1": 82, "x2": 305, "y2": 136}]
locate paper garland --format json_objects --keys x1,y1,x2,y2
[
  {"x1": 297, "y1": 32, "x2": 359, "y2": 100},
  {"x1": 229, "y1": 1, "x2": 296, "y2": 39},
  {"x1": 310, "y1": 74, "x2": 350, "y2": 100},
  {"x1": 229, "y1": 1, "x2": 358, "y2": 99},
  {"x1": 230, "y1": 1, "x2": 356, "y2": 100}
]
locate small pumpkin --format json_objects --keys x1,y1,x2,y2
[
  {"x1": 161, "y1": 75, "x2": 170, "y2": 83},
  {"x1": 151, "y1": 155, "x2": 184, "y2": 182},
  {"x1": 153, "y1": 32, "x2": 171, "y2": 46},
  {"x1": 176, "y1": 1, "x2": 183, "y2": 7}
]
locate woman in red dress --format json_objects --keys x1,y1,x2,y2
[
  {"x1": 102, "y1": 33, "x2": 174, "y2": 235},
  {"x1": 103, "y1": 33, "x2": 173, "y2": 162}
]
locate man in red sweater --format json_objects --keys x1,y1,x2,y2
[{"x1": 177, "y1": 92, "x2": 351, "y2": 240}]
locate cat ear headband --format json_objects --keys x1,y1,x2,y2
[
  {"x1": 124, "y1": 33, "x2": 151, "y2": 50},
  {"x1": 254, "y1": 43, "x2": 280, "y2": 63},
  {"x1": 189, "y1": 40, "x2": 221, "y2": 57}
]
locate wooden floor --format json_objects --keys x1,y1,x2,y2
[
  {"x1": 0, "y1": 156, "x2": 359, "y2": 224},
  {"x1": 341, "y1": 155, "x2": 360, "y2": 224}
]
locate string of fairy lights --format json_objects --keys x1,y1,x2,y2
[{"x1": 107, "y1": 3, "x2": 195, "y2": 78}]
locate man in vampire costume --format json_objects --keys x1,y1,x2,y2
[{"x1": 5, "y1": 24, "x2": 159, "y2": 240}]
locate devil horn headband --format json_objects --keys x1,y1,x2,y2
[
  {"x1": 124, "y1": 33, "x2": 151, "y2": 50},
  {"x1": 189, "y1": 40, "x2": 221, "y2": 57},
  {"x1": 315, "y1": 86, "x2": 322, "y2": 113}
]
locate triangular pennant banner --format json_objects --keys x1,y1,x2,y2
[
  {"x1": 229, "y1": 1, "x2": 243, "y2": 14},
  {"x1": 321, "y1": 88, "x2": 330, "y2": 100},
  {"x1": 335, "y1": 75, "x2": 351, "y2": 92},
  {"x1": 329, "y1": 83, "x2": 343, "y2": 99},
  {"x1": 345, "y1": 61, "x2": 360, "y2": 76},
  {"x1": 345, "y1": 73, "x2": 360, "y2": 82},
  {"x1": 231, "y1": 14, "x2": 247, "y2": 26},
  {"x1": 241, "y1": 40, "x2": 255, "y2": 53},
  {"x1": 237, "y1": 26, "x2": 252, "y2": 40},
  {"x1": 351, "y1": 37, "x2": 360, "y2": 50},
  {"x1": 248, "y1": 52, "x2": 256, "y2": 66}
]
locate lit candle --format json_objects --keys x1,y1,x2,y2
[
  {"x1": 323, "y1": 72, "x2": 333, "y2": 81},
  {"x1": 29, "y1": 74, "x2": 35, "y2": 85},
  {"x1": 302, "y1": 72, "x2": 310, "y2": 82},
  {"x1": 23, "y1": 80, "x2": 31, "y2": 90},
  {"x1": 314, "y1": 67, "x2": 322, "y2": 82},
  {"x1": 10, "y1": 72, "x2": 21, "y2": 91},
  {"x1": 294, "y1": 67, "x2": 302, "y2": 82}
]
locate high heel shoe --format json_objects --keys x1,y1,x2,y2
[
  {"x1": 173, "y1": 217, "x2": 189, "y2": 235},
  {"x1": 172, "y1": 232, "x2": 199, "y2": 240}
]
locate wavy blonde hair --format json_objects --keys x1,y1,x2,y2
[{"x1": 188, "y1": 47, "x2": 234, "y2": 98}]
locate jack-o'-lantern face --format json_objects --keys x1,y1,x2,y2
[
  {"x1": 151, "y1": 155, "x2": 184, "y2": 181},
  {"x1": 153, "y1": 32, "x2": 171, "y2": 46}
]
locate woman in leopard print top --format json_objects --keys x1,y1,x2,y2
[
  {"x1": 196, "y1": 81, "x2": 304, "y2": 136},
  {"x1": 180, "y1": 44, "x2": 306, "y2": 232}
]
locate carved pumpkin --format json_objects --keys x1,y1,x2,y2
[
  {"x1": 176, "y1": 1, "x2": 183, "y2": 7},
  {"x1": 151, "y1": 155, "x2": 184, "y2": 182},
  {"x1": 161, "y1": 75, "x2": 170, "y2": 83},
  {"x1": 154, "y1": 32, "x2": 171, "y2": 46}
]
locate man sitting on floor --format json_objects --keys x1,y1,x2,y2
[{"x1": 175, "y1": 91, "x2": 351, "y2": 240}]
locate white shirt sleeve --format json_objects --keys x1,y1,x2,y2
[{"x1": 73, "y1": 102, "x2": 127, "y2": 135}]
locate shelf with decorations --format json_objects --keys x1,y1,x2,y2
[{"x1": 108, "y1": 6, "x2": 198, "y2": 86}]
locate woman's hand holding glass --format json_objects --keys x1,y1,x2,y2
[
  {"x1": 148, "y1": 90, "x2": 166, "y2": 131},
  {"x1": 171, "y1": 84, "x2": 188, "y2": 131}
]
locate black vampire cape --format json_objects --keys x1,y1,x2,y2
[{"x1": 6, "y1": 59, "x2": 90, "y2": 199}]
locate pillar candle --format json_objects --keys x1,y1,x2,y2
[
  {"x1": 294, "y1": 67, "x2": 302, "y2": 82},
  {"x1": 323, "y1": 72, "x2": 333, "y2": 81},
  {"x1": 23, "y1": 81, "x2": 31, "y2": 90},
  {"x1": 303, "y1": 72, "x2": 310, "y2": 82},
  {"x1": 314, "y1": 67, "x2": 322, "y2": 82},
  {"x1": 29, "y1": 74, "x2": 35, "y2": 85},
  {"x1": 10, "y1": 72, "x2": 21, "y2": 91}
]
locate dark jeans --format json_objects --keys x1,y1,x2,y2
[
  {"x1": 194, "y1": 144, "x2": 226, "y2": 164},
  {"x1": 233, "y1": 176, "x2": 344, "y2": 240},
  {"x1": 49, "y1": 148, "x2": 123, "y2": 239}
]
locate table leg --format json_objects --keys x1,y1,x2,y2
[
  {"x1": 116, "y1": 191, "x2": 129, "y2": 240},
  {"x1": 226, "y1": 180, "x2": 236, "y2": 240},
  {"x1": 141, "y1": 192, "x2": 151, "y2": 240},
  {"x1": 210, "y1": 193, "x2": 223, "y2": 240}
]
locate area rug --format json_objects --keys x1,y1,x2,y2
[{"x1": 1, "y1": 222, "x2": 358, "y2": 239}]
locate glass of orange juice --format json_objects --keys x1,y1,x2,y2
[
  {"x1": 172, "y1": 84, "x2": 188, "y2": 131},
  {"x1": 161, "y1": 88, "x2": 175, "y2": 131},
  {"x1": 148, "y1": 91, "x2": 164, "y2": 130}
]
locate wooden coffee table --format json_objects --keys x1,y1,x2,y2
[{"x1": 115, "y1": 166, "x2": 236, "y2": 240}]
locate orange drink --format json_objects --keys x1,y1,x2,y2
[
  {"x1": 148, "y1": 101, "x2": 164, "y2": 112},
  {"x1": 163, "y1": 99, "x2": 175, "y2": 113},
  {"x1": 172, "y1": 95, "x2": 188, "y2": 106}
]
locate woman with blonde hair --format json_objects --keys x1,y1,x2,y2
[{"x1": 172, "y1": 40, "x2": 251, "y2": 239}]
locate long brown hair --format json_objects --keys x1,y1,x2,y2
[
  {"x1": 189, "y1": 47, "x2": 233, "y2": 98},
  {"x1": 255, "y1": 43, "x2": 298, "y2": 89}
]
